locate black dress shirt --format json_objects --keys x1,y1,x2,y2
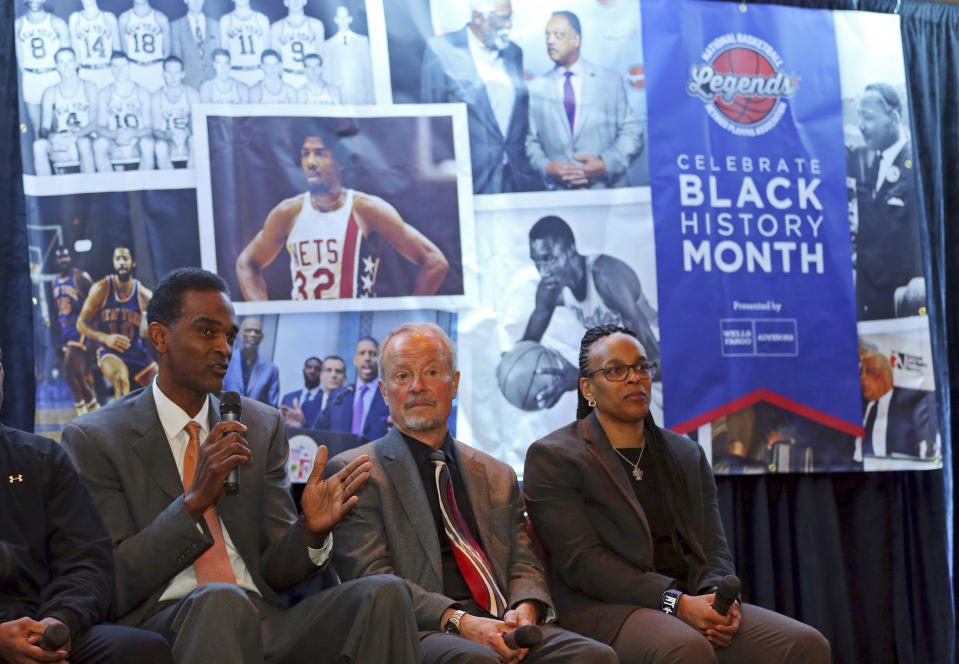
[
  {"x1": 402, "y1": 431, "x2": 484, "y2": 606},
  {"x1": 617, "y1": 447, "x2": 691, "y2": 586}
]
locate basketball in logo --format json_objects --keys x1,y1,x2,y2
[
  {"x1": 711, "y1": 47, "x2": 777, "y2": 124},
  {"x1": 686, "y1": 34, "x2": 797, "y2": 135}
]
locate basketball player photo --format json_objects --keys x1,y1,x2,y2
[
  {"x1": 456, "y1": 193, "x2": 660, "y2": 470},
  {"x1": 194, "y1": 107, "x2": 476, "y2": 315}
]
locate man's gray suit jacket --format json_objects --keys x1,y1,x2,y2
[
  {"x1": 327, "y1": 427, "x2": 553, "y2": 631},
  {"x1": 170, "y1": 15, "x2": 220, "y2": 90},
  {"x1": 525, "y1": 59, "x2": 643, "y2": 188},
  {"x1": 60, "y1": 387, "x2": 318, "y2": 626}
]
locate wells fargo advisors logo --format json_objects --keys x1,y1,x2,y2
[{"x1": 686, "y1": 34, "x2": 798, "y2": 137}]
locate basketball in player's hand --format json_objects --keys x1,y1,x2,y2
[{"x1": 496, "y1": 341, "x2": 566, "y2": 411}]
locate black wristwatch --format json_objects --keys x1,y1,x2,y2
[
  {"x1": 661, "y1": 588, "x2": 684, "y2": 615},
  {"x1": 444, "y1": 610, "x2": 466, "y2": 635}
]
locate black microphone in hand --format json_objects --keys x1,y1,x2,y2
[
  {"x1": 40, "y1": 622, "x2": 69, "y2": 651},
  {"x1": 712, "y1": 574, "x2": 741, "y2": 616},
  {"x1": 502, "y1": 624, "x2": 543, "y2": 649},
  {"x1": 219, "y1": 391, "x2": 241, "y2": 495}
]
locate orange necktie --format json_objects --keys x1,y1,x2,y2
[{"x1": 182, "y1": 422, "x2": 238, "y2": 585}]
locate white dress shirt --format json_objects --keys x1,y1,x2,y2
[
  {"x1": 298, "y1": 386, "x2": 320, "y2": 408},
  {"x1": 466, "y1": 27, "x2": 514, "y2": 138},
  {"x1": 550, "y1": 58, "x2": 584, "y2": 136},
  {"x1": 152, "y1": 379, "x2": 332, "y2": 601},
  {"x1": 854, "y1": 388, "x2": 893, "y2": 461}
]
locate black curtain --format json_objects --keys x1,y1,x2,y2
[
  {"x1": 0, "y1": 1, "x2": 955, "y2": 662},
  {"x1": 713, "y1": 1, "x2": 956, "y2": 662},
  {"x1": 899, "y1": 1, "x2": 959, "y2": 650},
  {"x1": 0, "y1": 0, "x2": 35, "y2": 430}
]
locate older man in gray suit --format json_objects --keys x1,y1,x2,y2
[
  {"x1": 170, "y1": 0, "x2": 220, "y2": 89},
  {"x1": 525, "y1": 11, "x2": 643, "y2": 189},
  {"x1": 328, "y1": 322, "x2": 616, "y2": 663},
  {"x1": 61, "y1": 267, "x2": 421, "y2": 664},
  {"x1": 421, "y1": 0, "x2": 536, "y2": 194}
]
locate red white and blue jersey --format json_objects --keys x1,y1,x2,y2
[{"x1": 286, "y1": 189, "x2": 378, "y2": 300}]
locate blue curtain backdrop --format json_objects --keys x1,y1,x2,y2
[{"x1": 1, "y1": 1, "x2": 955, "y2": 661}]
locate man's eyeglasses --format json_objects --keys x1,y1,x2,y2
[{"x1": 585, "y1": 362, "x2": 658, "y2": 382}]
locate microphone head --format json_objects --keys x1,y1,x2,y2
[
  {"x1": 712, "y1": 574, "x2": 741, "y2": 616},
  {"x1": 513, "y1": 625, "x2": 543, "y2": 648},
  {"x1": 40, "y1": 623, "x2": 70, "y2": 650},
  {"x1": 220, "y1": 390, "x2": 242, "y2": 418},
  {"x1": 717, "y1": 574, "x2": 741, "y2": 599}
]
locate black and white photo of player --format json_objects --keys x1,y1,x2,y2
[{"x1": 459, "y1": 193, "x2": 659, "y2": 470}]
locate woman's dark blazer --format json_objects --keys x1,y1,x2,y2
[{"x1": 523, "y1": 412, "x2": 735, "y2": 643}]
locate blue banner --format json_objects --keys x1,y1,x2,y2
[{"x1": 642, "y1": 0, "x2": 862, "y2": 434}]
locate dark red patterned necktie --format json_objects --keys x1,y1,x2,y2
[{"x1": 430, "y1": 451, "x2": 507, "y2": 617}]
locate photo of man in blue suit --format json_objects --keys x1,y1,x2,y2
[
  {"x1": 317, "y1": 336, "x2": 391, "y2": 440},
  {"x1": 222, "y1": 316, "x2": 279, "y2": 407}
]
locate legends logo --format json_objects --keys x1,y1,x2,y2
[{"x1": 687, "y1": 34, "x2": 798, "y2": 137}]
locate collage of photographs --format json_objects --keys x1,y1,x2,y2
[{"x1": 15, "y1": 0, "x2": 938, "y2": 477}]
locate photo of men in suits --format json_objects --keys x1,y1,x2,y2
[
  {"x1": 318, "y1": 336, "x2": 391, "y2": 440},
  {"x1": 421, "y1": 0, "x2": 536, "y2": 194},
  {"x1": 281, "y1": 354, "x2": 348, "y2": 430},
  {"x1": 60, "y1": 268, "x2": 421, "y2": 663},
  {"x1": 170, "y1": 0, "x2": 219, "y2": 89},
  {"x1": 848, "y1": 82, "x2": 924, "y2": 320},
  {"x1": 222, "y1": 316, "x2": 279, "y2": 407},
  {"x1": 854, "y1": 348, "x2": 938, "y2": 461},
  {"x1": 525, "y1": 11, "x2": 643, "y2": 189},
  {"x1": 327, "y1": 322, "x2": 618, "y2": 663},
  {"x1": 279, "y1": 355, "x2": 323, "y2": 428}
]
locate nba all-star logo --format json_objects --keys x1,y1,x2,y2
[{"x1": 686, "y1": 33, "x2": 798, "y2": 137}]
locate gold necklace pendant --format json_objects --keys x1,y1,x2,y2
[{"x1": 632, "y1": 466, "x2": 644, "y2": 481}]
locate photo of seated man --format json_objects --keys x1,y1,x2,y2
[
  {"x1": 93, "y1": 51, "x2": 155, "y2": 172},
  {"x1": 152, "y1": 55, "x2": 198, "y2": 169},
  {"x1": 33, "y1": 47, "x2": 97, "y2": 175}
]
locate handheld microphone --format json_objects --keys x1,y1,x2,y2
[
  {"x1": 220, "y1": 391, "x2": 242, "y2": 495},
  {"x1": 39, "y1": 623, "x2": 69, "y2": 651},
  {"x1": 712, "y1": 575, "x2": 741, "y2": 616},
  {"x1": 502, "y1": 624, "x2": 543, "y2": 649}
]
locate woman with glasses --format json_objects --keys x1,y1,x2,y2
[{"x1": 523, "y1": 324, "x2": 829, "y2": 663}]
